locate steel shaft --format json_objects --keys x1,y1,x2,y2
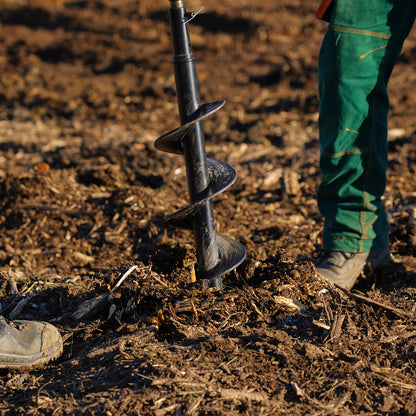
[
  {"x1": 168, "y1": 2, "x2": 220, "y2": 280},
  {"x1": 155, "y1": 0, "x2": 246, "y2": 290}
]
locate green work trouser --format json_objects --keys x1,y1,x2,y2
[{"x1": 318, "y1": 0, "x2": 416, "y2": 253}]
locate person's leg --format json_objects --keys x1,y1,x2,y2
[
  {"x1": 318, "y1": 0, "x2": 416, "y2": 253},
  {"x1": 0, "y1": 316, "x2": 62, "y2": 370},
  {"x1": 316, "y1": 0, "x2": 416, "y2": 288}
]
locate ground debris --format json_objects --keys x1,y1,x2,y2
[{"x1": 0, "y1": 0, "x2": 416, "y2": 414}]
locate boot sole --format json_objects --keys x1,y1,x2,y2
[{"x1": 0, "y1": 339, "x2": 63, "y2": 370}]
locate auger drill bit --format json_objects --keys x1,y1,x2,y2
[{"x1": 155, "y1": 0, "x2": 246, "y2": 290}]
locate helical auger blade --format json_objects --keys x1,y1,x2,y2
[{"x1": 154, "y1": 0, "x2": 246, "y2": 290}]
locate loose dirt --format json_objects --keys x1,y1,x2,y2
[{"x1": 0, "y1": 1, "x2": 416, "y2": 415}]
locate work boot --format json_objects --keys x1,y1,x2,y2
[
  {"x1": 315, "y1": 247, "x2": 392, "y2": 290},
  {"x1": 0, "y1": 316, "x2": 63, "y2": 370}
]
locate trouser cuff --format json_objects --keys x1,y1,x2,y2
[{"x1": 322, "y1": 233, "x2": 389, "y2": 253}]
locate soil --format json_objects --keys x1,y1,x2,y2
[{"x1": 0, "y1": 0, "x2": 416, "y2": 415}]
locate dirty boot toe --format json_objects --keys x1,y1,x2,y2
[{"x1": 0, "y1": 317, "x2": 63, "y2": 370}]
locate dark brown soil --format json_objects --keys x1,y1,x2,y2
[{"x1": 0, "y1": 1, "x2": 416, "y2": 415}]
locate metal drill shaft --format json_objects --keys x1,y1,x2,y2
[
  {"x1": 168, "y1": 2, "x2": 220, "y2": 280},
  {"x1": 155, "y1": 0, "x2": 246, "y2": 290}
]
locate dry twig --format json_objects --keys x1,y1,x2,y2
[{"x1": 336, "y1": 287, "x2": 413, "y2": 319}]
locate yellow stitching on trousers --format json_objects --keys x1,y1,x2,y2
[
  {"x1": 360, "y1": 45, "x2": 387, "y2": 59},
  {"x1": 323, "y1": 148, "x2": 364, "y2": 158},
  {"x1": 360, "y1": 191, "x2": 370, "y2": 247},
  {"x1": 331, "y1": 25, "x2": 391, "y2": 39}
]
